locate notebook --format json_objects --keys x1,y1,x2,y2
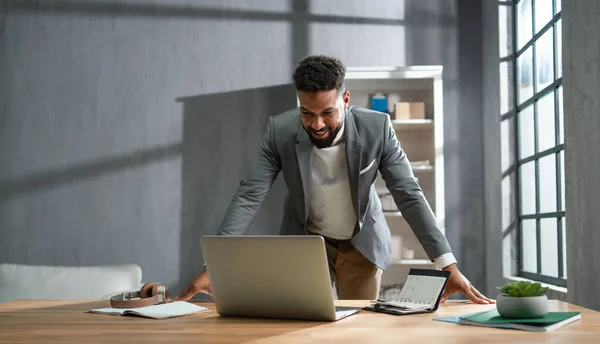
[
  {"x1": 364, "y1": 268, "x2": 451, "y2": 315},
  {"x1": 88, "y1": 301, "x2": 211, "y2": 320},
  {"x1": 457, "y1": 309, "x2": 581, "y2": 332}
]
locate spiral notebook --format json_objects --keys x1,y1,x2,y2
[{"x1": 364, "y1": 268, "x2": 451, "y2": 315}]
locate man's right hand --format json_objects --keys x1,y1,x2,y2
[{"x1": 170, "y1": 266, "x2": 212, "y2": 302}]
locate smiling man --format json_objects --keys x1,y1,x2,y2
[{"x1": 176, "y1": 55, "x2": 494, "y2": 304}]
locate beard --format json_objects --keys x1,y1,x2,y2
[{"x1": 304, "y1": 124, "x2": 343, "y2": 149}]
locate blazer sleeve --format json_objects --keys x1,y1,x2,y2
[
  {"x1": 216, "y1": 117, "x2": 282, "y2": 235},
  {"x1": 378, "y1": 116, "x2": 453, "y2": 261}
]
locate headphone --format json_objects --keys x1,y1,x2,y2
[{"x1": 110, "y1": 282, "x2": 169, "y2": 308}]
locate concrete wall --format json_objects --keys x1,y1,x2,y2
[
  {"x1": 480, "y1": 0, "x2": 504, "y2": 298},
  {"x1": 562, "y1": 0, "x2": 600, "y2": 311},
  {"x1": 0, "y1": 0, "x2": 486, "y2": 297},
  {"x1": 451, "y1": 0, "x2": 487, "y2": 295}
]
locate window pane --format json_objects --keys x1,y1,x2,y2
[
  {"x1": 518, "y1": 47, "x2": 534, "y2": 103},
  {"x1": 562, "y1": 217, "x2": 567, "y2": 278},
  {"x1": 556, "y1": 0, "x2": 562, "y2": 14},
  {"x1": 520, "y1": 161, "x2": 536, "y2": 215},
  {"x1": 518, "y1": 0, "x2": 533, "y2": 50},
  {"x1": 536, "y1": 92, "x2": 556, "y2": 153},
  {"x1": 535, "y1": 28, "x2": 554, "y2": 91},
  {"x1": 522, "y1": 219, "x2": 537, "y2": 273},
  {"x1": 534, "y1": 0, "x2": 553, "y2": 33},
  {"x1": 519, "y1": 105, "x2": 535, "y2": 159},
  {"x1": 557, "y1": 86, "x2": 564, "y2": 144},
  {"x1": 499, "y1": 5, "x2": 514, "y2": 58},
  {"x1": 501, "y1": 116, "x2": 516, "y2": 172},
  {"x1": 502, "y1": 173, "x2": 517, "y2": 231},
  {"x1": 540, "y1": 218, "x2": 559, "y2": 277},
  {"x1": 503, "y1": 228, "x2": 518, "y2": 277},
  {"x1": 560, "y1": 150, "x2": 565, "y2": 211},
  {"x1": 500, "y1": 61, "x2": 514, "y2": 114},
  {"x1": 556, "y1": 19, "x2": 562, "y2": 79},
  {"x1": 539, "y1": 154, "x2": 557, "y2": 213}
]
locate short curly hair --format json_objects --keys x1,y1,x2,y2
[{"x1": 292, "y1": 55, "x2": 346, "y2": 95}]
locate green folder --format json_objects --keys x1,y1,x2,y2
[{"x1": 458, "y1": 309, "x2": 581, "y2": 332}]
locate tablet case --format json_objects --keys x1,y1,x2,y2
[{"x1": 363, "y1": 268, "x2": 451, "y2": 316}]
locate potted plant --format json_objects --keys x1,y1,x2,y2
[{"x1": 496, "y1": 281, "x2": 549, "y2": 319}]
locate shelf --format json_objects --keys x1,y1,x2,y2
[
  {"x1": 345, "y1": 65, "x2": 443, "y2": 81},
  {"x1": 392, "y1": 259, "x2": 435, "y2": 266},
  {"x1": 391, "y1": 119, "x2": 433, "y2": 131},
  {"x1": 411, "y1": 165, "x2": 434, "y2": 173},
  {"x1": 383, "y1": 212, "x2": 403, "y2": 218},
  {"x1": 343, "y1": 66, "x2": 445, "y2": 287}
]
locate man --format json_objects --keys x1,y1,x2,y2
[{"x1": 175, "y1": 55, "x2": 494, "y2": 304}]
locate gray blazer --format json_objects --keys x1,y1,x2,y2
[{"x1": 216, "y1": 106, "x2": 452, "y2": 270}]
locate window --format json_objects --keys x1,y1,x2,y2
[{"x1": 500, "y1": 0, "x2": 565, "y2": 287}]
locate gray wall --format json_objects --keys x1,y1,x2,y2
[
  {"x1": 0, "y1": 0, "x2": 486, "y2": 297},
  {"x1": 563, "y1": 0, "x2": 600, "y2": 311},
  {"x1": 480, "y1": 0, "x2": 504, "y2": 297},
  {"x1": 451, "y1": 0, "x2": 487, "y2": 296},
  {"x1": 177, "y1": 86, "x2": 295, "y2": 297}
]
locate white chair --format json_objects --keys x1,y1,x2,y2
[{"x1": 0, "y1": 263, "x2": 143, "y2": 304}]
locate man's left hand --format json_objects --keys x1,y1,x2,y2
[{"x1": 440, "y1": 263, "x2": 495, "y2": 304}]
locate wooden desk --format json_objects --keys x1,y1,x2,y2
[{"x1": 0, "y1": 299, "x2": 597, "y2": 343}]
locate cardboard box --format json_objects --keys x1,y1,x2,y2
[{"x1": 394, "y1": 102, "x2": 425, "y2": 119}]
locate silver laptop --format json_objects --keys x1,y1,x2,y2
[{"x1": 199, "y1": 235, "x2": 361, "y2": 321}]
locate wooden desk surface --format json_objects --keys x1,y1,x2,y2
[{"x1": 0, "y1": 299, "x2": 597, "y2": 343}]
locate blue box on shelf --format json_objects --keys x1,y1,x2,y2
[{"x1": 370, "y1": 93, "x2": 388, "y2": 113}]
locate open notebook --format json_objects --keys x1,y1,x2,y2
[
  {"x1": 88, "y1": 301, "x2": 211, "y2": 319},
  {"x1": 364, "y1": 268, "x2": 451, "y2": 315}
]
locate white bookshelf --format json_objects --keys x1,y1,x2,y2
[
  {"x1": 391, "y1": 119, "x2": 434, "y2": 131},
  {"x1": 344, "y1": 66, "x2": 446, "y2": 289}
]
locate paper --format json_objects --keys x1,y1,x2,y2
[
  {"x1": 432, "y1": 315, "x2": 461, "y2": 323},
  {"x1": 395, "y1": 274, "x2": 447, "y2": 306},
  {"x1": 432, "y1": 311, "x2": 483, "y2": 324},
  {"x1": 88, "y1": 301, "x2": 210, "y2": 319},
  {"x1": 365, "y1": 303, "x2": 430, "y2": 315}
]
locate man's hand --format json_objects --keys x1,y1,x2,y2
[
  {"x1": 169, "y1": 266, "x2": 212, "y2": 302},
  {"x1": 440, "y1": 263, "x2": 495, "y2": 304}
]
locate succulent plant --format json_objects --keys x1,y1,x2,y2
[{"x1": 497, "y1": 281, "x2": 549, "y2": 297}]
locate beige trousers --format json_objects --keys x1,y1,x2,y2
[{"x1": 320, "y1": 235, "x2": 383, "y2": 300}]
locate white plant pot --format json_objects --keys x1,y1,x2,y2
[{"x1": 496, "y1": 293, "x2": 548, "y2": 319}]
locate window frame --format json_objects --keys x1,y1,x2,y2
[{"x1": 501, "y1": 0, "x2": 565, "y2": 287}]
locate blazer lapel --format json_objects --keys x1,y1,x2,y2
[
  {"x1": 344, "y1": 109, "x2": 362, "y2": 220},
  {"x1": 295, "y1": 127, "x2": 313, "y2": 225}
]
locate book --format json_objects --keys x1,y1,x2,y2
[
  {"x1": 458, "y1": 309, "x2": 581, "y2": 332},
  {"x1": 88, "y1": 301, "x2": 211, "y2": 320},
  {"x1": 363, "y1": 268, "x2": 451, "y2": 315}
]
